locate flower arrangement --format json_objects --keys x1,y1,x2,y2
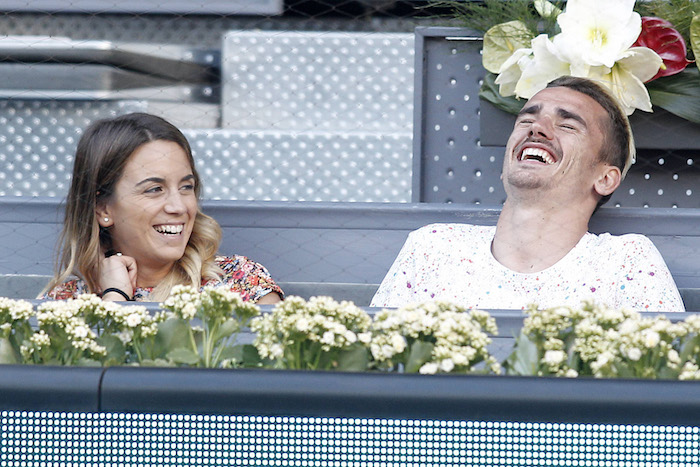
[
  {"x1": 439, "y1": 0, "x2": 700, "y2": 122},
  {"x1": 506, "y1": 300, "x2": 700, "y2": 379},
  {"x1": 159, "y1": 285, "x2": 260, "y2": 368},
  {"x1": 369, "y1": 301, "x2": 500, "y2": 374},
  {"x1": 250, "y1": 296, "x2": 372, "y2": 370},
  {"x1": 1, "y1": 290, "x2": 700, "y2": 381}
]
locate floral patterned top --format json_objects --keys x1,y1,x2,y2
[
  {"x1": 371, "y1": 224, "x2": 685, "y2": 312},
  {"x1": 44, "y1": 255, "x2": 284, "y2": 303}
]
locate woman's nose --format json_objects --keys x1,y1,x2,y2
[{"x1": 164, "y1": 191, "x2": 186, "y2": 213}]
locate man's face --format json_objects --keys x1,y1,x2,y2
[{"x1": 502, "y1": 86, "x2": 610, "y2": 202}]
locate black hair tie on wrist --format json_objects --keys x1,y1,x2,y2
[{"x1": 102, "y1": 287, "x2": 134, "y2": 301}]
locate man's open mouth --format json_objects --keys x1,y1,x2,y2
[{"x1": 518, "y1": 147, "x2": 556, "y2": 164}]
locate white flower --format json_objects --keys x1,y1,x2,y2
[
  {"x1": 419, "y1": 362, "x2": 438, "y2": 375},
  {"x1": 357, "y1": 332, "x2": 372, "y2": 344},
  {"x1": 554, "y1": 0, "x2": 641, "y2": 69},
  {"x1": 626, "y1": 347, "x2": 642, "y2": 362},
  {"x1": 439, "y1": 359, "x2": 455, "y2": 373},
  {"x1": 543, "y1": 349, "x2": 566, "y2": 366},
  {"x1": 390, "y1": 334, "x2": 406, "y2": 353},
  {"x1": 668, "y1": 349, "x2": 681, "y2": 365},
  {"x1": 565, "y1": 369, "x2": 579, "y2": 378},
  {"x1": 71, "y1": 324, "x2": 89, "y2": 339},
  {"x1": 116, "y1": 330, "x2": 134, "y2": 345},
  {"x1": 513, "y1": 34, "x2": 571, "y2": 99},
  {"x1": 587, "y1": 48, "x2": 662, "y2": 114},
  {"x1": 642, "y1": 330, "x2": 660, "y2": 348},
  {"x1": 125, "y1": 312, "x2": 143, "y2": 328},
  {"x1": 30, "y1": 330, "x2": 50, "y2": 347},
  {"x1": 321, "y1": 331, "x2": 335, "y2": 347},
  {"x1": 495, "y1": 46, "x2": 533, "y2": 97},
  {"x1": 295, "y1": 317, "x2": 310, "y2": 332}
]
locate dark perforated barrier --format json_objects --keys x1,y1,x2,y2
[{"x1": 1, "y1": 360, "x2": 699, "y2": 466}]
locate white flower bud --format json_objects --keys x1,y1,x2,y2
[
  {"x1": 543, "y1": 350, "x2": 566, "y2": 366},
  {"x1": 419, "y1": 362, "x2": 438, "y2": 374},
  {"x1": 626, "y1": 347, "x2": 642, "y2": 361}
]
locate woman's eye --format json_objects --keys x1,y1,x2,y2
[
  {"x1": 181, "y1": 184, "x2": 195, "y2": 191},
  {"x1": 145, "y1": 186, "x2": 162, "y2": 194}
]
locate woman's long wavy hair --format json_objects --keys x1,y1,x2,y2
[{"x1": 43, "y1": 112, "x2": 222, "y2": 301}]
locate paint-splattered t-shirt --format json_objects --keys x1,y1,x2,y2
[{"x1": 371, "y1": 224, "x2": 684, "y2": 312}]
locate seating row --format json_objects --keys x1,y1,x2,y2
[{"x1": 2, "y1": 197, "x2": 700, "y2": 310}]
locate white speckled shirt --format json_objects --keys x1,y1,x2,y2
[{"x1": 371, "y1": 224, "x2": 684, "y2": 312}]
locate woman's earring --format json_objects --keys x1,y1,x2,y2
[{"x1": 104, "y1": 217, "x2": 109, "y2": 222}]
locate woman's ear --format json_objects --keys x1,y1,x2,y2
[
  {"x1": 594, "y1": 165, "x2": 622, "y2": 197},
  {"x1": 96, "y1": 204, "x2": 113, "y2": 228}
]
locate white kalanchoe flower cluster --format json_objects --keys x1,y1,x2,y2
[
  {"x1": 251, "y1": 296, "x2": 371, "y2": 369},
  {"x1": 517, "y1": 301, "x2": 694, "y2": 379},
  {"x1": 370, "y1": 302, "x2": 499, "y2": 374},
  {"x1": 36, "y1": 299, "x2": 106, "y2": 357}
]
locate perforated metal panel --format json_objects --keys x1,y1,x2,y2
[
  {"x1": 2, "y1": 411, "x2": 698, "y2": 466},
  {"x1": 412, "y1": 29, "x2": 506, "y2": 204},
  {"x1": 222, "y1": 31, "x2": 414, "y2": 133},
  {"x1": 0, "y1": 102, "x2": 410, "y2": 202},
  {"x1": 187, "y1": 130, "x2": 412, "y2": 202},
  {"x1": 0, "y1": 100, "x2": 147, "y2": 197}
]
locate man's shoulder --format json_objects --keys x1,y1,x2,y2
[
  {"x1": 586, "y1": 231, "x2": 654, "y2": 247},
  {"x1": 414, "y1": 223, "x2": 495, "y2": 237}
]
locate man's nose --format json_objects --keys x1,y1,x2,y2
[{"x1": 529, "y1": 117, "x2": 554, "y2": 139}]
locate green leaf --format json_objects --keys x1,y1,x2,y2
[
  {"x1": 335, "y1": 343, "x2": 369, "y2": 372},
  {"x1": 151, "y1": 318, "x2": 192, "y2": 359},
  {"x1": 504, "y1": 331, "x2": 540, "y2": 376},
  {"x1": 0, "y1": 337, "x2": 18, "y2": 364},
  {"x1": 166, "y1": 347, "x2": 201, "y2": 366},
  {"x1": 482, "y1": 20, "x2": 533, "y2": 73},
  {"x1": 691, "y1": 15, "x2": 699, "y2": 61},
  {"x1": 213, "y1": 318, "x2": 239, "y2": 342},
  {"x1": 479, "y1": 73, "x2": 525, "y2": 115},
  {"x1": 96, "y1": 334, "x2": 126, "y2": 364},
  {"x1": 648, "y1": 67, "x2": 700, "y2": 124},
  {"x1": 405, "y1": 341, "x2": 434, "y2": 373},
  {"x1": 228, "y1": 344, "x2": 263, "y2": 368}
]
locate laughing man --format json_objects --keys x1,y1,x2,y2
[{"x1": 372, "y1": 76, "x2": 684, "y2": 312}]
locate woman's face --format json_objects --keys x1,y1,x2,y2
[{"x1": 98, "y1": 139, "x2": 198, "y2": 275}]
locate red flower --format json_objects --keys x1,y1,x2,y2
[{"x1": 633, "y1": 17, "x2": 692, "y2": 81}]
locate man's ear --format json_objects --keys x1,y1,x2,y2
[
  {"x1": 95, "y1": 203, "x2": 113, "y2": 228},
  {"x1": 594, "y1": 165, "x2": 622, "y2": 197}
]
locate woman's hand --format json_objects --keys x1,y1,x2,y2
[{"x1": 99, "y1": 252, "x2": 137, "y2": 301}]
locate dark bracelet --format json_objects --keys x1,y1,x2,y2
[{"x1": 101, "y1": 287, "x2": 134, "y2": 301}]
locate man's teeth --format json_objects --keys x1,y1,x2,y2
[
  {"x1": 154, "y1": 225, "x2": 183, "y2": 234},
  {"x1": 520, "y1": 147, "x2": 555, "y2": 164}
]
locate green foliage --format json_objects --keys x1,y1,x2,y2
[
  {"x1": 648, "y1": 67, "x2": 700, "y2": 124},
  {"x1": 2, "y1": 291, "x2": 700, "y2": 380},
  {"x1": 431, "y1": 0, "x2": 563, "y2": 37}
]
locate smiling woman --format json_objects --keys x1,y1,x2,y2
[{"x1": 40, "y1": 113, "x2": 283, "y2": 304}]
